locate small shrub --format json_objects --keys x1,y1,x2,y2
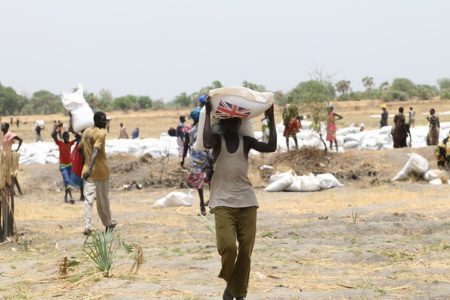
[
  {"x1": 441, "y1": 89, "x2": 450, "y2": 100},
  {"x1": 382, "y1": 90, "x2": 409, "y2": 101}
]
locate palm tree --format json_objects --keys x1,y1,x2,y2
[
  {"x1": 335, "y1": 80, "x2": 351, "y2": 95},
  {"x1": 362, "y1": 76, "x2": 374, "y2": 91}
]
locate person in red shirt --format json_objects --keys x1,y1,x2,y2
[
  {"x1": 69, "y1": 130, "x2": 85, "y2": 201},
  {"x1": 52, "y1": 123, "x2": 76, "y2": 204}
]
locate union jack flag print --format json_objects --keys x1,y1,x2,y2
[{"x1": 215, "y1": 99, "x2": 251, "y2": 119}]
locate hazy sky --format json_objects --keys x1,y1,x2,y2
[{"x1": 1, "y1": 0, "x2": 449, "y2": 100}]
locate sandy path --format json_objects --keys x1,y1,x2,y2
[{"x1": 1, "y1": 182, "x2": 450, "y2": 299}]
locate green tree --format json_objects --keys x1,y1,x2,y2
[
  {"x1": 415, "y1": 84, "x2": 438, "y2": 100},
  {"x1": 438, "y1": 78, "x2": 450, "y2": 91},
  {"x1": 97, "y1": 89, "x2": 114, "y2": 111},
  {"x1": 379, "y1": 81, "x2": 390, "y2": 91},
  {"x1": 362, "y1": 76, "x2": 374, "y2": 90},
  {"x1": 137, "y1": 96, "x2": 152, "y2": 109},
  {"x1": 242, "y1": 80, "x2": 266, "y2": 92},
  {"x1": 391, "y1": 78, "x2": 416, "y2": 97},
  {"x1": 173, "y1": 92, "x2": 192, "y2": 107},
  {"x1": 190, "y1": 80, "x2": 223, "y2": 106},
  {"x1": 21, "y1": 90, "x2": 63, "y2": 114},
  {"x1": 113, "y1": 95, "x2": 136, "y2": 111},
  {"x1": 0, "y1": 83, "x2": 29, "y2": 115},
  {"x1": 335, "y1": 80, "x2": 351, "y2": 95}
]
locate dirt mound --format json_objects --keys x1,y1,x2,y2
[{"x1": 256, "y1": 146, "x2": 437, "y2": 187}]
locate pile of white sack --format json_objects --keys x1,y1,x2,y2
[
  {"x1": 264, "y1": 169, "x2": 343, "y2": 192},
  {"x1": 18, "y1": 135, "x2": 179, "y2": 165},
  {"x1": 391, "y1": 153, "x2": 450, "y2": 185},
  {"x1": 273, "y1": 121, "x2": 450, "y2": 152}
]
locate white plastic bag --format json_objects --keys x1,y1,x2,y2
[
  {"x1": 343, "y1": 141, "x2": 359, "y2": 149},
  {"x1": 152, "y1": 190, "x2": 194, "y2": 208},
  {"x1": 264, "y1": 175, "x2": 294, "y2": 192},
  {"x1": 392, "y1": 153, "x2": 429, "y2": 181},
  {"x1": 62, "y1": 84, "x2": 94, "y2": 132},
  {"x1": 209, "y1": 87, "x2": 273, "y2": 119}
]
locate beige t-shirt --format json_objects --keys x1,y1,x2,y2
[{"x1": 79, "y1": 127, "x2": 109, "y2": 181}]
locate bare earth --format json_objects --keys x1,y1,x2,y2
[{"x1": 1, "y1": 145, "x2": 450, "y2": 299}]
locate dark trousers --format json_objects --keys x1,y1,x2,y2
[{"x1": 214, "y1": 206, "x2": 257, "y2": 298}]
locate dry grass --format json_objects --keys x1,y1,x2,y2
[{"x1": 8, "y1": 98, "x2": 450, "y2": 144}]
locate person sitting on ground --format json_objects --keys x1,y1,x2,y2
[
  {"x1": 326, "y1": 105, "x2": 343, "y2": 151},
  {"x1": 79, "y1": 111, "x2": 116, "y2": 235},
  {"x1": 203, "y1": 97, "x2": 277, "y2": 300},
  {"x1": 1, "y1": 122, "x2": 23, "y2": 152},
  {"x1": 426, "y1": 108, "x2": 440, "y2": 146},
  {"x1": 181, "y1": 107, "x2": 213, "y2": 216},
  {"x1": 52, "y1": 123, "x2": 76, "y2": 204},
  {"x1": 131, "y1": 127, "x2": 140, "y2": 139},
  {"x1": 118, "y1": 123, "x2": 129, "y2": 139}
]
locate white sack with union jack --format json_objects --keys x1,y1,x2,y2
[
  {"x1": 193, "y1": 107, "x2": 255, "y2": 151},
  {"x1": 209, "y1": 87, "x2": 273, "y2": 119}
]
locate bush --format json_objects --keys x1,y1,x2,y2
[
  {"x1": 415, "y1": 84, "x2": 438, "y2": 100},
  {"x1": 441, "y1": 89, "x2": 450, "y2": 100},
  {"x1": 391, "y1": 78, "x2": 415, "y2": 97},
  {"x1": 382, "y1": 90, "x2": 409, "y2": 101}
]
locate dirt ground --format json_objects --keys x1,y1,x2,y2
[{"x1": 1, "y1": 146, "x2": 450, "y2": 299}]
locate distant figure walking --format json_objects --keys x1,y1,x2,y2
[
  {"x1": 35, "y1": 124, "x2": 43, "y2": 142},
  {"x1": 426, "y1": 108, "x2": 440, "y2": 146},
  {"x1": 177, "y1": 116, "x2": 189, "y2": 157},
  {"x1": 380, "y1": 104, "x2": 389, "y2": 128},
  {"x1": 393, "y1": 107, "x2": 408, "y2": 148},
  {"x1": 118, "y1": 123, "x2": 129, "y2": 139},
  {"x1": 408, "y1": 107, "x2": 415, "y2": 128},
  {"x1": 326, "y1": 105, "x2": 343, "y2": 151},
  {"x1": 282, "y1": 104, "x2": 300, "y2": 150},
  {"x1": 52, "y1": 123, "x2": 76, "y2": 204}
]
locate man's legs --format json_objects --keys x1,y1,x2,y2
[
  {"x1": 83, "y1": 180, "x2": 96, "y2": 232},
  {"x1": 228, "y1": 207, "x2": 257, "y2": 298},
  {"x1": 95, "y1": 179, "x2": 114, "y2": 229},
  {"x1": 214, "y1": 207, "x2": 238, "y2": 285}
]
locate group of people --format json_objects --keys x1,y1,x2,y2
[{"x1": 383, "y1": 105, "x2": 441, "y2": 148}]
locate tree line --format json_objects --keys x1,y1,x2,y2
[{"x1": 1, "y1": 77, "x2": 450, "y2": 115}]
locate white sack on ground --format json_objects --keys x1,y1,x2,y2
[
  {"x1": 269, "y1": 169, "x2": 296, "y2": 183},
  {"x1": 428, "y1": 178, "x2": 450, "y2": 185},
  {"x1": 316, "y1": 173, "x2": 343, "y2": 189},
  {"x1": 152, "y1": 190, "x2": 194, "y2": 208},
  {"x1": 423, "y1": 169, "x2": 440, "y2": 182},
  {"x1": 264, "y1": 175, "x2": 294, "y2": 192},
  {"x1": 392, "y1": 153, "x2": 429, "y2": 181},
  {"x1": 286, "y1": 174, "x2": 322, "y2": 192},
  {"x1": 61, "y1": 84, "x2": 94, "y2": 132}
]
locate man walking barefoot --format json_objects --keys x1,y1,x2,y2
[
  {"x1": 79, "y1": 112, "x2": 116, "y2": 235},
  {"x1": 203, "y1": 98, "x2": 277, "y2": 300}
]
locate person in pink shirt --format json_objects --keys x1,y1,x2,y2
[{"x1": 1, "y1": 123, "x2": 22, "y2": 152}]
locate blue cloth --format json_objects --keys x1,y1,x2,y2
[
  {"x1": 190, "y1": 107, "x2": 201, "y2": 123},
  {"x1": 199, "y1": 95, "x2": 207, "y2": 104},
  {"x1": 70, "y1": 173, "x2": 84, "y2": 189},
  {"x1": 59, "y1": 164, "x2": 72, "y2": 188},
  {"x1": 132, "y1": 128, "x2": 139, "y2": 139}
]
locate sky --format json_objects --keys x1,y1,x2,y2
[{"x1": 1, "y1": 0, "x2": 450, "y2": 101}]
